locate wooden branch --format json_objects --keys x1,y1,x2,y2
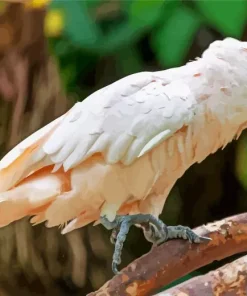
[
  {"x1": 155, "y1": 254, "x2": 247, "y2": 295},
  {"x1": 88, "y1": 213, "x2": 247, "y2": 296}
]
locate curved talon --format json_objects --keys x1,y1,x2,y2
[
  {"x1": 110, "y1": 228, "x2": 118, "y2": 245},
  {"x1": 197, "y1": 236, "x2": 212, "y2": 242}
]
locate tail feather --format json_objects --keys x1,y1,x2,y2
[
  {"x1": 0, "y1": 170, "x2": 63, "y2": 227},
  {"x1": 45, "y1": 191, "x2": 87, "y2": 228},
  {"x1": 30, "y1": 214, "x2": 47, "y2": 226},
  {"x1": 61, "y1": 212, "x2": 99, "y2": 234}
]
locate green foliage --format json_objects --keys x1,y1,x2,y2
[
  {"x1": 46, "y1": 0, "x2": 247, "y2": 95},
  {"x1": 195, "y1": 0, "x2": 247, "y2": 38},
  {"x1": 151, "y1": 5, "x2": 201, "y2": 67},
  {"x1": 49, "y1": 0, "x2": 99, "y2": 49},
  {"x1": 128, "y1": 0, "x2": 165, "y2": 28}
]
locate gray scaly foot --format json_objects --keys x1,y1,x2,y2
[
  {"x1": 141, "y1": 223, "x2": 211, "y2": 245},
  {"x1": 100, "y1": 214, "x2": 211, "y2": 274}
]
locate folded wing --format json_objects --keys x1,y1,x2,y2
[{"x1": 0, "y1": 71, "x2": 196, "y2": 192}]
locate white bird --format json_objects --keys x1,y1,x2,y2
[{"x1": 0, "y1": 37, "x2": 246, "y2": 273}]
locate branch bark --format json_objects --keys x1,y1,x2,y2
[
  {"x1": 88, "y1": 213, "x2": 247, "y2": 296},
  {"x1": 155, "y1": 254, "x2": 247, "y2": 296}
]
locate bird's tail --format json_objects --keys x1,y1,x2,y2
[
  {"x1": 0, "y1": 166, "x2": 99, "y2": 231},
  {"x1": 0, "y1": 167, "x2": 62, "y2": 227}
]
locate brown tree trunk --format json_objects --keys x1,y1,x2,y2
[{"x1": 0, "y1": 2, "x2": 69, "y2": 155}]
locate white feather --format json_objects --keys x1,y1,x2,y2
[
  {"x1": 41, "y1": 77, "x2": 197, "y2": 170},
  {"x1": 0, "y1": 115, "x2": 64, "y2": 170}
]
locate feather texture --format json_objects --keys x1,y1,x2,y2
[{"x1": 0, "y1": 38, "x2": 246, "y2": 231}]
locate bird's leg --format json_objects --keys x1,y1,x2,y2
[
  {"x1": 100, "y1": 214, "x2": 167, "y2": 274},
  {"x1": 110, "y1": 222, "x2": 162, "y2": 245}
]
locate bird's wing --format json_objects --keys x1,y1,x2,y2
[
  {"x1": 0, "y1": 115, "x2": 65, "y2": 171},
  {"x1": 0, "y1": 71, "x2": 197, "y2": 191},
  {"x1": 43, "y1": 71, "x2": 196, "y2": 169}
]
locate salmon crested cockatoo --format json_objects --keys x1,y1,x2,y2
[{"x1": 1, "y1": 37, "x2": 246, "y2": 273}]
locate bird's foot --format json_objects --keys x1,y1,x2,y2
[
  {"x1": 141, "y1": 223, "x2": 211, "y2": 245},
  {"x1": 100, "y1": 214, "x2": 211, "y2": 274},
  {"x1": 100, "y1": 214, "x2": 165, "y2": 274},
  {"x1": 141, "y1": 222, "x2": 165, "y2": 245}
]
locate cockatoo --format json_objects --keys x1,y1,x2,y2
[{"x1": 0, "y1": 37, "x2": 246, "y2": 273}]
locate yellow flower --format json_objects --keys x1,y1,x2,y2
[
  {"x1": 44, "y1": 9, "x2": 64, "y2": 37},
  {"x1": 0, "y1": 1, "x2": 7, "y2": 15},
  {"x1": 25, "y1": 0, "x2": 51, "y2": 9}
]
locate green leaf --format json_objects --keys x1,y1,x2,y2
[
  {"x1": 195, "y1": 0, "x2": 247, "y2": 38},
  {"x1": 50, "y1": 0, "x2": 100, "y2": 48},
  {"x1": 85, "y1": 0, "x2": 102, "y2": 9},
  {"x1": 152, "y1": 6, "x2": 201, "y2": 67},
  {"x1": 128, "y1": 0, "x2": 165, "y2": 28},
  {"x1": 98, "y1": 22, "x2": 143, "y2": 55}
]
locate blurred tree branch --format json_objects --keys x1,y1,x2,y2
[
  {"x1": 88, "y1": 213, "x2": 247, "y2": 296},
  {"x1": 155, "y1": 254, "x2": 247, "y2": 296}
]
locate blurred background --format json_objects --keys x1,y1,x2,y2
[{"x1": 0, "y1": 0, "x2": 247, "y2": 295}]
